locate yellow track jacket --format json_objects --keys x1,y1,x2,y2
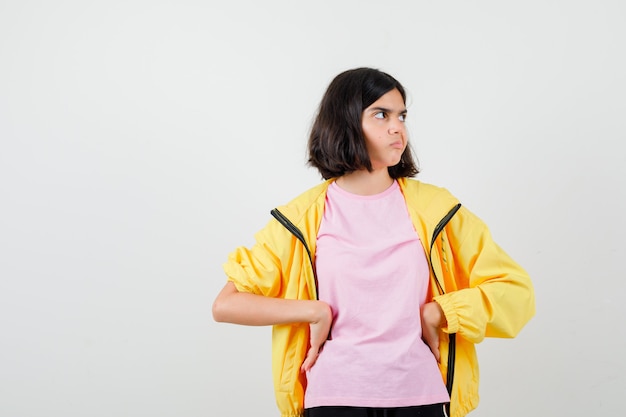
[{"x1": 223, "y1": 178, "x2": 535, "y2": 417}]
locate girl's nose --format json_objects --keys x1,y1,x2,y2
[{"x1": 388, "y1": 119, "x2": 403, "y2": 134}]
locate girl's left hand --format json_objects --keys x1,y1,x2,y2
[{"x1": 421, "y1": 301, "x2": 446, "y2": 362}]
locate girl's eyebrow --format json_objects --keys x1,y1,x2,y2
[{"x1": 368, "y1": 106, "x2": 408, "y2": 114}]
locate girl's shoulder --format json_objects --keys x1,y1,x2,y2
[
  {"x1": 399, "y1": 178, "x2": 459, "y2": 211},
  {"x1": 271, "y1": 180, "x2": 333, "y2": 227}
]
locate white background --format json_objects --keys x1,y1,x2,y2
[{"x1": 1, "y1": 1, "x2": 625, "y2": 416}]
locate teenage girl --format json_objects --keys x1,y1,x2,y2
[{"x1": 212, "y1": 67, "x2": 535, "y2": 417}]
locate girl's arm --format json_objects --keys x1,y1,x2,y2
[
  {"x1": 434, "y1": 209, "x2": 535, "y2": 343},
  {"x1": 212, "y1": 281, "x2": 331, "y2": 326},
  {"x1": 212, "y1": 281, "x2": 332, "y2": 371}
]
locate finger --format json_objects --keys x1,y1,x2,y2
[
  {"x1": 425, "y1": 342, "x2": 439, "y2": 362},
  {"x1": 424, "y1": 330, "x2": 440, "y2": 362},
  {"x1": 301, "y1": 356, "x2": 316, "y2": 372},
  {"x1": 300, "y1": 347, "x2": 320, "y2": 372},
  {"x1": 430, "y1": 336, "x2": 440, "y2": 361}
]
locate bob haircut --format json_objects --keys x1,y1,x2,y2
[{"x1": 307, "y1": 67, "x2": 419, "y2": 180}]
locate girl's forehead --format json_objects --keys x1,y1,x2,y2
[{"x1": 366, "y1": 89, "x2": 406, "y2": 110}]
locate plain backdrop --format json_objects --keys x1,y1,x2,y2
[{"x1": 1, "y1": 1, "x2": 625, "y2": 416}]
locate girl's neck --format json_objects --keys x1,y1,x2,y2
[{"x1": 335, "y1": 169, "x2": 394, "y2": 196}]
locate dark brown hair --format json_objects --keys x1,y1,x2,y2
[{"x1": 307, "y1": 67, "x2": 419, "y2": 180}]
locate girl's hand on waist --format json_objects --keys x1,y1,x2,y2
[
  {"x1": 301, "y1": 301, "x2": 333, "y2": 373},
  {"x1": 421, "y1": 301, "x2": 446, "y2": 362}
]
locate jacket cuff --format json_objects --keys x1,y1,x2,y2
[{"x1": 433, "y1": 295, "x2": 460, "y2": 334}]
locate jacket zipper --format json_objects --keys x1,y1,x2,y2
[
  {"x1": 429, "y1": 203, "x2": 462, "y2": 295},
  {"x1": 428, "y1": 203, "x2": 462, "y2": 405},
  {"x1": 270, "y1": 208, "x2": 318, "y2": 300}
]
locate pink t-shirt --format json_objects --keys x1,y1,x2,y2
[{"x1": 304, "y1": 180, "x2": 450, "y2": 408}]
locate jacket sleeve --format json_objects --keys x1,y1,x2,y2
[
  {"x1": 433, "y1": 208, "x2": 535, "y2": 344},
  {"x1": 222, "y1": 218, "x2": 290, "y2": 298}
]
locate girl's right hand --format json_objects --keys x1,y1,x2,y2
[{"x1": 300, "y1": 301, "x2": 333, "y2": 373}]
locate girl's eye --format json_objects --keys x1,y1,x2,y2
[
  {"x1": 399, "y1": 114, "x2": 406, "y2": 122},
  {"x1": 374, "y1": 111, "x2": 386, "y2": 119}
]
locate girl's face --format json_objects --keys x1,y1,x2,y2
[{"x1": 361, "y1": 88, "x2": 407, "y2": 171}]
